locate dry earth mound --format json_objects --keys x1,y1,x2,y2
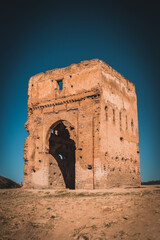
[
  {"x1": 141, "y1": 180, "x2": 160, "y2": 185},
  {"x1": 0, "y1": 176, "x2": 21, "y2": 189}
]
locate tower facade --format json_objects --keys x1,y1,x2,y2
[{"x1": 24, "y1": 59, "x2": 141, "y2": 189}]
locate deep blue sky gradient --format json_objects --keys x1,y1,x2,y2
[{"x1": 0, "y1": 0, "x2": 160, "y2": 183}]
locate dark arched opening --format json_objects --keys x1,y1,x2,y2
[{"x1": 49, "y1": 121, "x2": 76, "y2": 189}]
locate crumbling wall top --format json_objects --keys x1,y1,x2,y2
[{"x1": 29, "y1": 59, "x2": 134, "y2": 87}]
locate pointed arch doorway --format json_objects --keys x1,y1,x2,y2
[{"x1": 47, "y1": 120, "x2": 76, "y2": 189}]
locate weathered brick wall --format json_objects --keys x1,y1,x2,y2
[
  {"x1": 96, "y1": 63, "x2": 141, "y2": 187},
  {"x1": 23, "y1": 59, "x2": 140, "y2": 189}
]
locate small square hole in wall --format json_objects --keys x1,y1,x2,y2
[
  {"x1": 88, "y1": 165, "x2": 92, "y2": 170},
  {"x1": 57, "y1": 79, "x2": 63, "y2": 90}
]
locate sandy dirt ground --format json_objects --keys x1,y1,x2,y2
[{"x1": 0, "y1": 185, "x2": 160, "y2": 240}]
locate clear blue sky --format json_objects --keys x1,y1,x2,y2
[{"x1": 0, "y1": 0, "x2": 160, "y2": 183}]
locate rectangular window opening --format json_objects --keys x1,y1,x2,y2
[
  {"x1": 131, "y1": 118, "x2": 134, "y2": 132},
  {"x1": 119, "y1": 111, "x2": 122, "y2": 130},
  {"x1": 131, "y1": 118, "x2": 134, "y2": 127},
  {"x1": 126, "y1": 115, "x2": 128, "y2": 130},
  {"x1": 57, "y1": 79, "x2": 63, "y2": 91},
  {"x1": 105, "y1": 106, "x2": 108, "y2": 120},
  {"x1": 113, "y1": 109, "x2": 115, "y2": 122}
]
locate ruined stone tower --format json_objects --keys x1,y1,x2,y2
[{"x1": 24, "y1": 59, "x2": 141, "y2": 189}]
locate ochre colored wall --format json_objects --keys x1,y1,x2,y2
[{"x1": 24, "y1": 59, "x2": 140, "y2": 189}]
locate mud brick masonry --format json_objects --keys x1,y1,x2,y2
[{"x1": 23, "y1": 59, "x2": 141, "y2": 189}]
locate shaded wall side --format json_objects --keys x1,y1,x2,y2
[{"x1": 98, "y1": 71, "x2": 141, "y2": 187}]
